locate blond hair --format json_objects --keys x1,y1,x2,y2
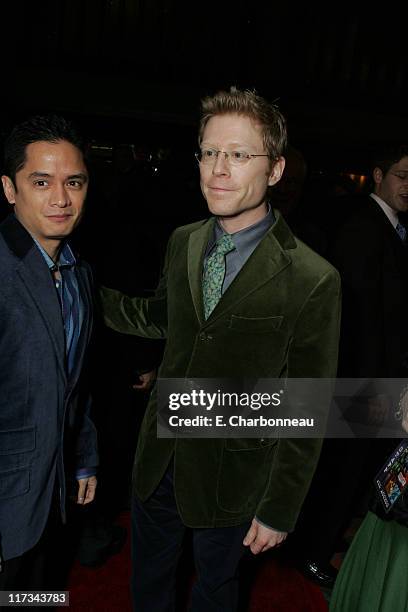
[{"x1": 199, "y1": 87, "x2": 287, "y2": 160}]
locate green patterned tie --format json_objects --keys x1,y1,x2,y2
[{"x1": 203, "y1": 233, "x2": 235, "y2": 319}]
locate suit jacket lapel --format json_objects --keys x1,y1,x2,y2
[
  {"x1": 187, "y1": 212, "x2": 295, "y2": 327},
  {"x1": 368, "y1": 198, "x2": 408, "y2": 270},
  {"x1": 68, "y1": 264, "x2": 92, "y2": 386},
  {"x1": 1, "y1": 215, "x2": 93, "y2": 389},
  {"x1": 187, "y1": 218, "x2": 215, "y2": 325},
  {"x1": 204, "y1": 217, "x2": 293, "y2": 325},
  {"x1": 16, "y1": 248, "x2": 67, "y2": 382}
]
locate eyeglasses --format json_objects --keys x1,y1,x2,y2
[{"x1": 195, "y1": 148, "x2": 270, "y2": 166}]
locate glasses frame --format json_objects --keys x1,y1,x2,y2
[{"x1": 195, "y1": 149, "x2": 271, "y2": 165}]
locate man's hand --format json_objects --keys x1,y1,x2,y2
[
  {"x1": 132, "y1": 369, "x2": 157, "y2": 391},
  {"x1": 77, "y1": 475, "x2": 97, "y2": 505},
  {"x1": 243, "y1": 518, "x2": 287, "y2": 554}
]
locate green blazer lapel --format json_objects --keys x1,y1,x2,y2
[
  {"x1": 188, "y1": 218, "x2": 215, "y2": 324},
  {"x1": 205, "y1": 214, "x2": 295, "y2": 325}
]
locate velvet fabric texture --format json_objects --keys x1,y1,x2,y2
[{"x1": 100, "y1": 211, "x2": 341, "y2": 532}]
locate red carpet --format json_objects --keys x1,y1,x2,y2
[
  {"x1": 244, "y1": 560, "x2": 328, "y2": 612},
  {"x1": 67, "y1": 512, "x2": 328, "y2": 611}
]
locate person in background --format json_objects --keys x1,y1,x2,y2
[
  {"x1": 330, "y1": 389, "x2": 408, "y2": 611},
  {"x1": 295, "y1": 144, "x2": 408, "y2": 588}
]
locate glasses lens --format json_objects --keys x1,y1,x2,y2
[
  {"x1": 196, "y1": 150, "x2": 259, "y2": 165},
  {"x1": 229, "y1": 151, "x2": 250, "y2": 165},
  {"x1": 199, "y1": 149, "x2": 218, "y2": 164}
]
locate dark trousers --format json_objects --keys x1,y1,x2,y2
[
  {"x1": 131, "y1": 464, "x2": 250, "y2": 612},
  {"x1": 0, "y1": 493, "x2": 65, "y2": 592},
  {"x1": 0, "y1": 520, "x2": 64, "y2": 612},
  {"x1": 0, "y1": 538, "x2": 48, "y2": 591}
]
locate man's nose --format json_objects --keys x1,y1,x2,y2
[
  {"x1": 212, "y1": 152, "x2": 231, "y2": 176},
  {"x1": 53, "y1": 184, "x2": 70, "y2": 206}
]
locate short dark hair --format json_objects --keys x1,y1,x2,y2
[
  {"x1": 3, "y1": 114, "x2": 86, "y2": 185},
  {"x1": 371, "y1": 144, "x2": 408, "y2": 175},
  {"x1": 199, "y1": 87, "x2": 287, "y2": 160}
]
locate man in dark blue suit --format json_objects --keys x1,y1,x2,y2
[
  {"x1": 296, "y1": 145, "x2": 408, "y2": 586},
  {"x1": 0, "y1": 115, "x2": 98, "y2": 589}
]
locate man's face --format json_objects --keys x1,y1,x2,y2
[
  {"x1": 374, "y1": 156, "x2": 408, "y2": 213},
  {"x1": 199, "y1": 114, "x2": 284, "y2": 231},
  {"x1": 1, "y1": 139, "x2": 88, "y2": 252}
]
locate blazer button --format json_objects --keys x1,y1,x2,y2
[{"x1": 199, "y1": 332, "x2": 213, "y2": 341}]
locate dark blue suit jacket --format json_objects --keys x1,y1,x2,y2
[{"x1": 0, "y1": 214, "x2": 98, "y2": 561}]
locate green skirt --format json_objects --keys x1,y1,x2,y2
[{"x1": 330, "y1": 511, "x2": 408, "y2": 612}]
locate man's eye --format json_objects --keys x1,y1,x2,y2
[
  {"x1": 231, "y1": 151, "x2": 248, "y2": 160},
  {"x1": 395, "y1": 173, "x2": 408, "y2": 180},
  {"x1": 68, "y1": 180, "x2": 82, "y2": 188},
  {"x1": 203, "y1": 149, "x2": 216, "y2": 158},
  {"x1": 33, "y1": 180, "x2": 48, "y2": 187}
]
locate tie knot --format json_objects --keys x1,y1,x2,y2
[{"x1": 215, "y1": 233, "x2": 235, "y2": 256}]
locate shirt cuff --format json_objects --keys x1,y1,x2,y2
[{"x1": 76, "y1": 467, "x2": 97, "y2": 480}]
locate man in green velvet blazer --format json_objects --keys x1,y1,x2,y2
[{"x1": 101, "y1": 88, "x2": 341, "y2": 611}]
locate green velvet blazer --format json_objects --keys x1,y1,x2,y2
[{"x1": 101, "y1": 211, "x2": 341, "y2": 532}]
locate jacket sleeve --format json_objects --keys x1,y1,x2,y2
[
  {"x1": 73, "y1": 264, "x2": 99, "y2": 472},
  {"x1": 255, "y1": 268, "x2": 342, "y2": 532},
  {"x1": 74, "y1": 393, "x2": 99, "y2": 471}
]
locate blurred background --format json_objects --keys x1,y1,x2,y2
[{"x1": 1, "y1": 2, "x2": 408, "y2": 218}]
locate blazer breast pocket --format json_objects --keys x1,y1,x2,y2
[{"x1": 228, "y1": 315, "x2": 284, "y2": 334}]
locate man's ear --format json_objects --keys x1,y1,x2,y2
[
  {"x1": 373, "y1": 167, "x2": 383, "y2": 186},
  {"x1": 1, "y1": 175, "x2": 16, "y2": 205},
  {"x1": 268, "y1": 157, "x2": 286, "y2": 187}
]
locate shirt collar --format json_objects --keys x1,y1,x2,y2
[
  {"x1": 370, "y1": 193, "x2": 399, "y2": 229},
  {"x1": 210, "y1": 205, "x2": 275, "y2": 257},
  {"x1": 32, "y1": 238, "x2": 76, "y2": 270}
]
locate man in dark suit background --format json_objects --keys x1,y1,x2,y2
[
  {"x1": 333, "y1": 146, "x2": 408, "y2": 379},
  {"x1": 296, "y1": 145, "x2": 408, "y2": 586},
  {"x1": 0, "y1": 115, "x2": 98, "y2": 589}
]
